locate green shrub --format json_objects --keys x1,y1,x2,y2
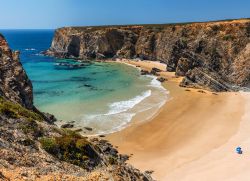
[
  {"x1": 0, "y1": 106, "x2": 19, "y2": 118},
  {"x1": 0, "y1": 97, "x2": 43, "y2": 121},
  {"x1": 40, "y1": 137, "x2": 58, "y2": 154},
  {"x1": 76, "y1": 138, "x2": 89, "y2": 150},
  {"x1": 20, "y1": 138, "x2": 36, "y2": 146},
  {"x1": 39, "y1": 133, "x2": 99, "y2": 169},
  {"x1": 108, "y1": 156, "x2": 118, "y2": 165},
  {"x1": 61, "y1": 128, "x2": 82, "y2": 137},
  {"x1": 211, "y1": 25, "x2": 220, "y2": 32},
  {"x1": 223, "y1": 34, "x2": 234, "y2": 41},
  {"x1": 19, "y1": 118, "x2": 44, "y2": 137}
]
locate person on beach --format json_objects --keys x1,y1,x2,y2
[{"x1": 236, "y1": 147, "x2": 243, "y2": 154}]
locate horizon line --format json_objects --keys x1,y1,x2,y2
[{"x1": 0, "y1": 17, "x2": 249, "y2": 30}]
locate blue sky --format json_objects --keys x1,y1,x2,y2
[{"x1": 0, "y1": 0, "x2": 250, "y2": 29}]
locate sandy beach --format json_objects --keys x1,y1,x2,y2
[{"x1": 107, "y1": 59, "x2": 250, "y2": 180}]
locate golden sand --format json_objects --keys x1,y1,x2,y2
[{"x1": 107, "y1": 59, "x2": 249, "y2": 180}]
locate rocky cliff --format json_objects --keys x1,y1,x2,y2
[
  {"x1": 46, "y1": 19, "x2": 250, "y2": 91},
  {"x1": 0, "y1": 34, "x2": 152, "y2": 180},
  {"x1": 0, "y1": 34, "x2": 33, "y2": 109}
]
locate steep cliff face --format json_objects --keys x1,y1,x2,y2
[
  {"x1": 47, "y1": 19, "x2": 250, "y2": 91},
  {"x1": 0, "y1": 34, "x2": 33, "y2": 109}
]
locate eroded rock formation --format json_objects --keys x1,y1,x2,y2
[
  {"x1": 0, "y1": 34, "x2": 33, "y2": 109},
  {"x1": 46, "y1": 19, "x2": 250, "y2": 91}
]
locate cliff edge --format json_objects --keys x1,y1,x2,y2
[
  {"x1": 0, "y1": 34, "x2": 33, "y2": 109},
  {"x1": 46, "y1": 19, "x2": 250, "y2": 91}
]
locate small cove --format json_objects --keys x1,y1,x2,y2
[{"x1": 2, "y1": 30, "x2": 168, "y2": 135}]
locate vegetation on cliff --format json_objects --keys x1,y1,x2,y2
[
  {"x1": 40, "y1": 131, "x2": 101, "y2": 170},
  {"x1": 0, "y1": 97, "x2": 43, "y2": 120}
]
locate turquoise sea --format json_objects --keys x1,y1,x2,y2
[{"x1": 1, "y1": 30, "x2": 168, "y2": 135}]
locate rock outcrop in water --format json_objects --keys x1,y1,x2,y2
[
  {"x1": 0, "y1": 34, "x2": 153, "y2": 180},
  {"x1": 46, "y1": 19, "x2": 250, "y2": 91}
]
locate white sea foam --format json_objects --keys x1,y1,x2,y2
[
  {"x1": 25, "y1": 48, "x2": 36, "y2": 51},
  {"x1": 35, "y1": 53, "x2": 45, "y2": 56},
  {"x1": 79, "y1": 112, "x2": 136, "y2": 136},
  {"x1": 78, "y1": 68, "x2": 169, "y2": 136},
  {"x1": 106, "y1": 90, "x2": 151, "y2": 115},
  {"x1": 146, "y1": 75, "x2": 167, "y2": 91},
  {"x1": 78, "y1": 90, "x2": 152, "y2": 135}
]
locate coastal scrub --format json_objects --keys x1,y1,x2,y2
[
  {"x1": 40, "y1": 131, "x2": 101, "y2": 170},
  {"x1": 0, "y1": 97, "x2": 43, "y2": 121}
]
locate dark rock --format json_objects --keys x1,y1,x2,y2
[
  {"x1": 84, "y1": 127, "x2": 93, "y2": 131},
  {"x1": 61, "y1": 123, "x2": 74, "y2": 128},
  {"x1": 74, "y1": 129, "x2": 83, "y2": 132},
  {"x1": 176, "y1": 56, "x2": 199, "y2": 76},
  {"x1": 180, "y1": 67, "x2": 234, "y2": 92},
  {"x1": 120, "y1": 154, "x2": 130, "y2": 162},
  {"x1": 18, "y1": 138, "x2": 35, "y2": 147},
  {"x1": 198, "y1": 90, "x2": 206, "y2": 93},
  {"x1": 150, "y1": 67, "x2": 161, "y2": 75},
  {"x1": 43, "y1": 112, "x2": 57, "y2": 124},
  {"x1": 84, "y1": 84, "x2": 92, "y2": 87},
  {"x1": 141, "y1": 70, "x2": 150, "y2": 75},
  {"x1": 157, "y1": 77, "x2": 166, "y2": 82},
  {"x1": 0, "y1": 172, "x2": 6, "y2": 179},
  {"x1": 145, "y1": 170, "x2": 154, "y2": 174},
  {"x1": 152, "y1": 67, "x2": 161, "y2": 72}
]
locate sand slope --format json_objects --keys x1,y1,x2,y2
[
  {"x1": 165, "y1": 92, "x2": 250, "y2": 181},
  {"x1": 107, "y1": 60, "x2": 249, "y2": 180}
]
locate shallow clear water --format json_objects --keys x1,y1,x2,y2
[{"x1": 1, "y1": 30, "x2": 168, "y2": 135}]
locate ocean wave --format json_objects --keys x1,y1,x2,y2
[
  {"x1": 79, "y1": 112, "x2": 136, "y2": 135},
  {"x1": 34, "y1": 53, "x2": 45, "y2": 56},
  {"x1": 106, "y1": 90, "x2": 151, "y2": 115},
  {"x1": 78, "y1": 90, "x2": 152, "y2": 135},
  {"x1": 77, "y1": 75, "x2": 169, "y2": 135},
  {"x1": 146, "y1": 75, "x2": 168, "y2": 91},
  {"x1": 25, "y1": 48, "x2": 36, "y2": 51},
  {"x1": 75, "y1": 66, "x2": 169, "y2": 136}
]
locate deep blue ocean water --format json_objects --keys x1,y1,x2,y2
[{"x1": 1, "y1": 30, "x2": 168, "y2": 135}]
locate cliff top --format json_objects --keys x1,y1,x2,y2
[{"x1": 59, "y1": 18, "x2": 250, "y2": 31}]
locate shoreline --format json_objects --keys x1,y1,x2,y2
[{"x1": 106, "y1": 59, "x2": 249, "y2": 180}]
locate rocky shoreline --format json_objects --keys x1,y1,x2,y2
[
  {"x1": 0, "y1": 34, "x2": 153, "y2": 180},
  {"x1": 45, "y1": 18, "x2": 250, "y2": 92}
]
